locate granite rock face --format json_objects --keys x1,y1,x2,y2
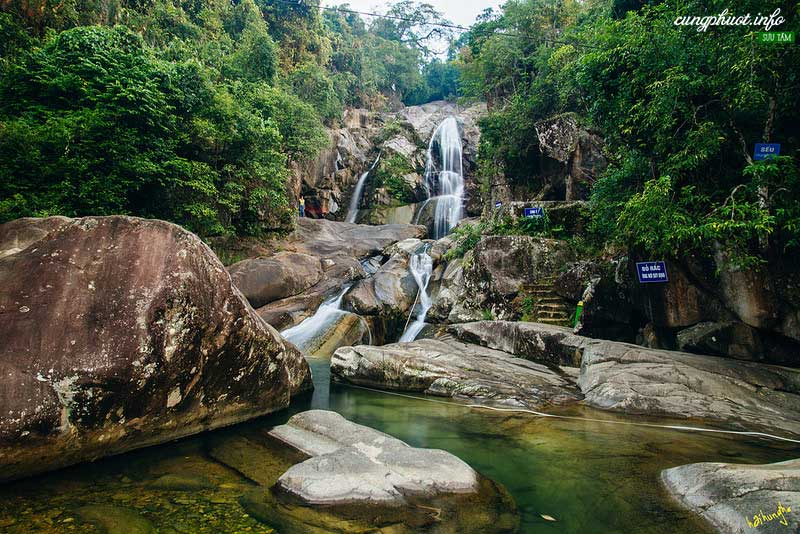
[
  {"x1": 228, "y1": 252, "x2": 323, "y2": 308},
  {"x1": 245, "y1": 218, "x2": 426, "y2": 331},
  {"x1": 0, "y1": 216, "x2": 312, "y2": 482},
  {"x1": 662, "y1": 459, "x2": 800, "y2": 533},
  {"x1": 449, "y1": 321, "x2": 800, "y2": 438},
  {"x1": 268, "y1": 410, "x2": 479, "y2": 506},
  {"x1": 331, "y1": 338, "x2": 581, "y2": 408}
]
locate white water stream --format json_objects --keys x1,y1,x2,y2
[
  {"x1": 398, "y1": 248, "x2": 433, "y2": 342},
  {"x1": 345, "y1": 152, "x2": 381, "y2": 223},
  {"x1": 423, "y1": 116, "x2": 464, "y2": 239}
]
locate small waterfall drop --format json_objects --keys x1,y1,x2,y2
[
  {"x1": 345, "y1": 152, "x2": 381, "y2": 223},
  {"x1": 399, "y1": 247, "x2": 433, "y2": 342},
  {"x1": 423, "y1": 117, "x2": 464, "y2": 239},
  {"x1": 281, "y1": 285, "x2": 372, "y2": 356}
]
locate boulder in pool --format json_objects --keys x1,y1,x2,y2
[
  {"x1": 450, "y1": 321, "x2": 800, "y2": 438},
  {"x1": 0, "y1": 216, "x2": 312, "y2": 482},
  {"x1": 662, "y1": 458, "x2": 800, "y2": 533},
  {"x1": 268, "y1": 410, "x2": 479, "y2": 505},
  {"x1": 331, "y1": 338, "x2": 582, "y2": 409}
]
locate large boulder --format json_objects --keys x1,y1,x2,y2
[
  {"x1": 289, "y1": 218, "x2": 427, "y2": 259},
  {"x1": 331, "y1": 338, "x2": 582, "y2": 408},
  {"x1": 555, "y1": 258, "x2": 636, "y2": 341},
  {"x1": 260, "y1": 410, "x2": 519, "y2": 533},
  {"x1": 0, "y1": 216, "x2": 312, "y2": 482},
  {"x1": 577, "y1": 338, "x2": 800, "y2": 438},
  {"x1": 450, "y1": 321, "x2": 800, "y2": 438},
  {"x1": 448, "y1": 321, "x2": 585, "y2": 367},
  {"x1": 228, "y1": 252, "x2": 323, "y2": 308},
  {"x1": 269, "y1": 410, "x2": 479, "y2": 505},
  {"x1": 534, "y1": 112, "x2": 606, "y2": 201},
  {"x1": 662, "y1": 459, "x2": 800, "y2": 533}
]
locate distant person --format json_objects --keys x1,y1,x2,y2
[{"x1": 299, "y1": 195, "x2": 305, "y2": 218}]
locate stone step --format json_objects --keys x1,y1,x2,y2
[
  {"x1": 537, "y1": 303, "x2": 567, "y2": 310},
  {"x1": 538, "y1": 311, "x2": 570, "y2": 319}
]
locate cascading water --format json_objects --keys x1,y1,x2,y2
[
  {"x1": 423, "y1": 116, "x2": 464, "y2": 239},
  {"x1": 345, "y1": 152, "x2": 381, "y2": 223},
  {"x1": 398, "y1": 247, "x2": 433, "y2": 342},
  {"x1": 281, "y1": 285, "x2": 371, "y2": 356}
]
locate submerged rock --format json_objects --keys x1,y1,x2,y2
[
  {"x1": 662, "y1": 458, "x2": 800, "y2": 533},
  {"x1": 77, "y1": 504, "x2": 156, "y2": 534},
  {"x1": 331, "y1": 338, "x2": 581, "y2": 408},
  {"x1": 269, "y1": 410, "x2": 479, "y2": 505},
  {"x1": 0, "y1": 216, "x2": 312, "y2": 482}
]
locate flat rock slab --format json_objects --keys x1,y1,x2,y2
[
  {"x1": 451, "y1": 321, "x2": 800, "y2": 438},
  {"x1": 288, "y1": 218, "x2": 427, "y2": 259},
  {"x1": 268, "y1": 410, "x2": 479, "y2": 506},
  {"x1": 662, "y1": 459, "x2": 800, "y2": 533},
  {"x1": 331, "y1": 338, "x2": 581, "y2": 409}
]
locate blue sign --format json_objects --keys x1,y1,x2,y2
[
  {"x1": 495, "y1": 201, "x2": 503, "y2": 208},
  {"x1": 524, "y1": 207, "x2": 544, "y2": 218},
  {"x1": 754, "y1": 143, "x2": 780, "y2": 161},
  {"x1": 636, "y1": 261, "x2": 669, "y2": 283}
]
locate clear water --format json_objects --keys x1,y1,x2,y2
[{"x1": 1, "y1": 355, "x2": 796, "y2": 533}]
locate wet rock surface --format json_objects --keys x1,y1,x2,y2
[
  {"x1": 331, "y1": 338, "x2": 582, "y2": 409},
  {"x1": 662, "y1": 458, "x2": 800, "y2": 533},
  {"x1": 0, "y1": 216, "x2": 312, "y2": 482},
  {"x1": 245, "y1": 219, "x2": 426, "y2": 331}
]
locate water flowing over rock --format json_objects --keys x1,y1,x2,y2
[
  {"x1": 281, "y1": 287, "x2": 371, "y2": 358},
  {"x1": 0, "y1": 216, "x2": 312, "y2": 482},
  {"x1": 662, "y1": 459, "x2": 800, "y2": 533},
  {"x1": 345, "y1": 152, "x2": 380, "y2": 223},
  {"x1": 241, "y1": 219, "x2": 426, "y2": 331},
  {"x1": 399, "y1": 247, "x2": 434, "y2": 342},
  {"x1": 331, "y1": 338, "x2": 582, "y2": 409},
  {"x1": 423, "y1": 116, "x2": 465, "y2": 239}
]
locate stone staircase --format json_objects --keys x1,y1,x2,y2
[{"x1": 524, "y1": 277, "x2": 572, "y2": 327}]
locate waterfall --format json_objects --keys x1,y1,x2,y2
[
  {"x1": 423, "y1": 117, "x2": 464, "y2": 239},
  {"x1": 281, "y1": 285, "x2": 372, "y2": 356},
  {"x1": 345, "y1": 153, "x2": 381, "y2": 223},
  {"x1": 399, "y1": 248, "x2": 433, "y2": 342},
  {"x1": 281, "y1": 287, "x2": 349, "y2": 351}
]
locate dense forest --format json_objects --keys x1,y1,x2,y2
[
  {"x1": 457, "y1": 0, "x2": 799, "y2": 267},
  {"x1": 1, "y1": 0, "x2": 798, "y2": 269},
  {"x1": 0, "y1": 0, "x2": 457, "y2": 236}
]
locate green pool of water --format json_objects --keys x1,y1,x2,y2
[{"x1": 0, "y1": 355, "x2": 796, "y2": 533}]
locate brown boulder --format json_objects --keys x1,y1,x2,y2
[
  {"x1": 0, "y1": 216, "x2": 312, "y2": 482},
  {"x1": 228, "y1": 252, "x2": 323, "y2": 308}
]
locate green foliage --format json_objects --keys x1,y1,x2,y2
[
  {"x1": 461, "y1": 0, "x2": 800, "y2": 266},
  {"x1": 444, "y1": 221, "x2": 485, "y2": 260},
  {"x1": 373, "y1": 154, "x2": 416, "y2": 204},
  {"x1": 0, "y1": 9, "x2": 326, "y2": 237},
  {"x1": 0, "y1": 0, "x2": 456, "y2": 237}
]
